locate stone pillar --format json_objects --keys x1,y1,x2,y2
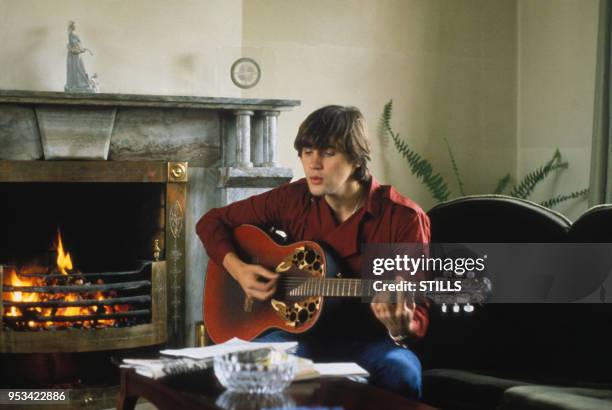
[
  {"x1": 220, "y1": 115, "x2": 227, "y2": 166},
  {"x1": 251, "y1": 114, "x2": 265, "y2": 167},
  {"x1": 234, "y1": 110, "x2": 253, "y2": 168},
  {"x1": 262, "y1": 111, "x2": 280, "y2": 167}
]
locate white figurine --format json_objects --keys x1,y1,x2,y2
[{"x1": 64, "y1": 21, "x2": 97, "y2": 93}]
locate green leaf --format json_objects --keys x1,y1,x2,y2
[
  {"x1": 493, "y1": 173, "x2": 512, "y2": 194},
  {"x1": 444, "y1": 138, "x2": 465, "y2": 196},
  {"x1": 539, "y1": 188, "x2": 589, "y2": 208},
  {"x1": 510, "y1": 149, "x2": 567, "y2": 199},
  {"x1": 377, "y1": 99, "x2": 393, "y2": 148},
  {"x1": 381, "y1": 101, "x2": 451, "y2": 202}
]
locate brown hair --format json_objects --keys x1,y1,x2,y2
[{"x1": 294, "y1": 105, "x2": 371, "y2": 183}]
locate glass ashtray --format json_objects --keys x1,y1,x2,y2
[{"x1": 213, "y1": 348, "x2": 297, "y2": 394}]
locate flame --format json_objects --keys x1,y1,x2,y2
[
  {"x1": 56, "y1": 230, "x2": 73, "y2": 275},
  {"x1": 3, "y1": 267, "x2": 43, "y2": 315},
  {"x1": 1, "y1": 230, "x2": 133, "y2": 330}
]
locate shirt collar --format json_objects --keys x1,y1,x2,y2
[{"x1": 364, "y1": 176, "x2": 382, "y2": 217}]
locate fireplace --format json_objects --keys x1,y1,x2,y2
[
  {"x1": 0, "y1": 90, "x2": 297, "y2": 406},
  {"x1": 0, "y1": 160, "x2": 185, "y2": 396}
]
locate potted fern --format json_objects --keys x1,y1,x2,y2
[{"x1": 379, "y1": 100, "x2": 588, "y2": 208}]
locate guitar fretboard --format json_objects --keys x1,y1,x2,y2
[
  {"x1": 287, "y1": 277, "x2": 377, "y2": 297},
  {"x1": 282, "y1": 277, "x2": 482, "y2": 305}
]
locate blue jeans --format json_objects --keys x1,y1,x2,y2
[{"x1": 255, "y1": 330, "x2": 422, "y2": 398}]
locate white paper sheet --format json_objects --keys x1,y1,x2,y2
[
  {"x1": 159, "y1": 337, "x2": 298, "y2": 360},
  {"x1": 313, "y1": 362, "x2": 369, "y2": 377}
]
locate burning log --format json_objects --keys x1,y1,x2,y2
[
  {"x1": 4, "y1": 309, "x2": 149, "y2": 323},
  {"x1": 16, "y1": 261, "x2": 152, "y2": 279},
  {"x1": 1, "y1": 230, "x2": 153, "y2": 331},
  {"x1": 3, "y1": 295, "x2": 150, "y2": 308},
  {"x1": 3, "y1": 280, "x2": 150, "y2": 293}
]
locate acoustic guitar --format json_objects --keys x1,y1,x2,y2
[{"x1": 203, "y1": 224, "x2": 490, "y2": 343}]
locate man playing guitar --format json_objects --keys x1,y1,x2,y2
[{"x1": 197, "y1": 105, "x2": 430, "y2": 398}]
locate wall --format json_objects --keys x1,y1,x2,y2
[
  {"x1": 0, "y1": 0, "x2": 243, "y2": 97},
  {"x1": 242, "y1": 0, "x2": 518, "y2": 212},
  {"x1": 0, "y1": 0, "x2": 599, "y2": 215},
  {"x1": 517, "y1": 0, "x2": 598, "y2": 221}
]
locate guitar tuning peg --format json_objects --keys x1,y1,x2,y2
[
  {"x1": 463, "y1": 303, "x2": 474, "y2": 313},
  {"x1": 441, "y1": 303, "x2": 447, "y2": 313},
  {"x1": 452, "y1": 303, "x2": 460, "y2": 313}
]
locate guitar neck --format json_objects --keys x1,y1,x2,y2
[
  {"x1": 286, "y1": 277, "x2": 440, "y2": 298},
  {"x1": 284, "y1": 277, "x2": 470, "y2": 306},
  {"x1": 287, "y1": 277, "x2": 376, "y2": 298}
]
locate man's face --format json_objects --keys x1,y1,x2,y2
[{"x1": 300, "y1": 146, "x2": 358, "y2": 197}]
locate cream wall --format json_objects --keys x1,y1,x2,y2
[
  {"x1": 0, "y1": 0, "x2": 243, "y2": 97},
  {"x1": 242, "y1": 0, "x2": 518, "y2": 212},
  {"x1": 517, "y1": 0, "x2": 598, "y2": 221},
  {"x1": 0, "y1": 0, "x2": 598, "y2": 217}
]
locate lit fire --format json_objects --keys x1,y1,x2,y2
[
  {"x1": 2, "y1": 230, "x2": 130, "y2": 330},
  {"x1": 56, "y1": 230, "x2": 73, "y2": 275}
]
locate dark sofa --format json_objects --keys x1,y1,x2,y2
[{"x1": 420, "y1": 195, "x2": 612, "y2": 410}]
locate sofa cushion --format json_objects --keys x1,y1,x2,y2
[
  {"x1": 427, "y1": 195, "x2": 571, "y2": 243},
  {"x1": 423, "y1": 196, "x2": 612, "y2": 381},
  {"x1": 422, "y1": 368, "x2": 531, "y2": 410},
  {"x1": 497, "y1": 385, "x2": 612, "y2": 410}
]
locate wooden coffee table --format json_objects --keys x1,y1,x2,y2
[{"x1": 117, "y1": 368, "x2": 438, "y2": 410}]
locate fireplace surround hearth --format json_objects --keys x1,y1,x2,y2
[
  {"x1": 0, "y1": 161, "x2": 188, "y2": 410},
  {"x1": 0, "y1": 161, "x2": 184, "y2": 393},
  {"x1": 0, "y1": 90, "x2": 298, "y2": 406},
  {"x1": 0, "y1": 160, "x2": 185, "y2": 347},
  {"x1": 0, "y1": 90, "x2": 299, "y2": 345}
]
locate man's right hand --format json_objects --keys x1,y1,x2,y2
[{"x1": 222, "y1": 252, "x2": 279, "y2": 301}]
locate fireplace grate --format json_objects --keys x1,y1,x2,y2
[{"x1": 2, "y1": 261, "x2": 153, "y2": 330}]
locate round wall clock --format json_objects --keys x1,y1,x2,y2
[{"x1": 230, "y1": 58, "x2": 261, "y2": 89}]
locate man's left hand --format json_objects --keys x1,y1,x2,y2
[{"x1": 370, "y1": 276, "x2": 416, "y2": 338}]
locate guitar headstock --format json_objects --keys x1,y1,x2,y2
[{"x1": 426, "y1": 276, "x2": 493, "y2": 314}]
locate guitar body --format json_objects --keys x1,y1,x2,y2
[
  {"x1": 204, "y1": 225, "x2": 333, "y2": 344},
  {"x1": 204, "y1": 225, "x2": 491, "y2": 344}
]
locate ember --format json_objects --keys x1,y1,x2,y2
[{"x1": 1, "y1": 230, "x2": 145, "y2": 330}]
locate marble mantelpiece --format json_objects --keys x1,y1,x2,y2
[
  {"x1": 0, "y1": 89, "x2": 299, "y2": 164},
  {"x1": 0, "y1": 89, "x2": 299, "y2": 346}
]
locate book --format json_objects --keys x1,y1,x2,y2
[{"x1": 121, "y1": 357, "x2": 210, "y2": 379}]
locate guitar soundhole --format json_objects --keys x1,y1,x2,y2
[
  {"x1": 297, "y1": 308, "x2": 309, "y2": 324},
  {"x1": 304, "y1": 250, "x2": 316, "y2": 264},
  {"x1": 290, "y1": 247, "x2": 323, "y2": 275}
]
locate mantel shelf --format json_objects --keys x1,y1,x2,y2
[{"x1": 0, "y1": 89, "x2": 300, "y2": 111}]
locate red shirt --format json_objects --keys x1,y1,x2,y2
[{"x1": 196, "y1": 177, "x2": 431, "y2": 338}]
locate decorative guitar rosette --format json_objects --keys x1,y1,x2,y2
[{"x1": 271, "y1": 245, "x2": 323, "y2": 328}]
